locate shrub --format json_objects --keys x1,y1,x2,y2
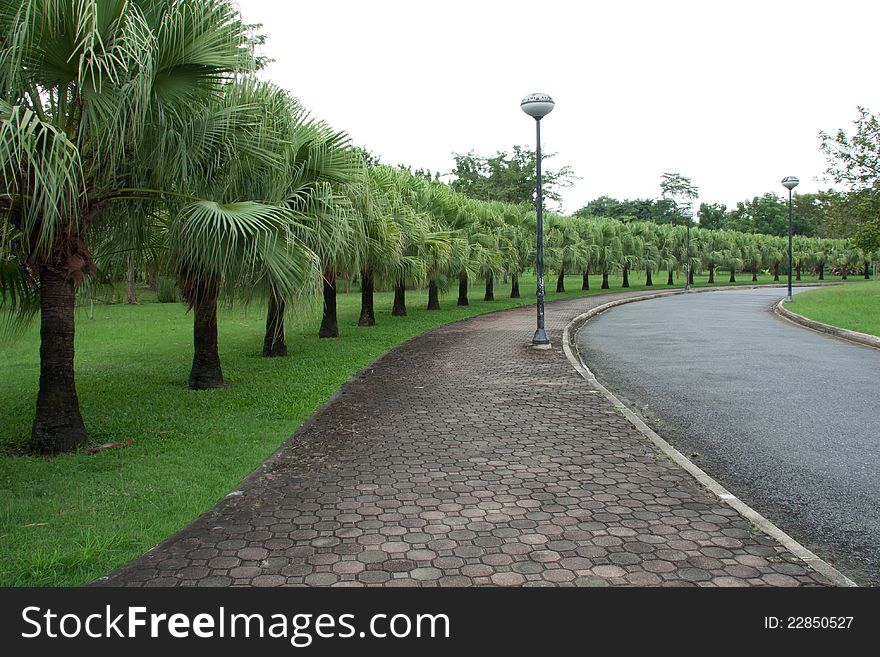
[{"x1": 157, "y1": 278, "x2": 179, "y2": 303}]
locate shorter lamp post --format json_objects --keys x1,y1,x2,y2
[
  {"x1": 521, "y1": 93, "x2": 555, "y2": 347},
  {"x1": 781, "y1": 176, "x2": 799, "y2": 302}
]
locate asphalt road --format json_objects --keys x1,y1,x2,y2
[{"x1": 576, "y1": 287, "x2": 880, "y2": 584}]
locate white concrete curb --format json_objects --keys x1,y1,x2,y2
[
  {"x1": 561, "y1": 290, "x2": 858, "y2": 588},
  {"x1": 775, "y1": 299, "x2": 880, "y2": 350}
]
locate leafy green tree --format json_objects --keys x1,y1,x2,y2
[
  {"x1": 660, "y1": 172, "x2": 699, "y2": 225},
  {"x1": 790, "y1": 193, "x2": 821, "y2": 237},
  {"x1": 450, "y1": 145, "x2": 576, "y2": 208},
  {"x1": 727, "y1": 194, "x2": 788, "y2": 236},
  {"x1": 697, "y1": 203, "x2": 728, "y2": 231},
  {"x1": 820, "y1": 106, "x2": 880, "y2": 254},
  {"x1": 574, "y1": 197, "x2": 657, "y2": 223}
]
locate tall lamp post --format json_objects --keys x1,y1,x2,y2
[
  {"x1": 521, "y1": 93, "x2": 555, "y2": 348},
  {"x1": 685, "y1": 217, "x2": 692, "y2": 291},
  {"x1": 781, "y1": 176, "x2": 799, "y2": 302}
]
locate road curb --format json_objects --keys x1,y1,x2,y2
[
  {"x1": 775, "y1": 299, "x2": 880, "y2": 350},
  {"x1": 561, "y1": 289, "x2": 858, "y2": 588}
]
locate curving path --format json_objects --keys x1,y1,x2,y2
[
  {"x1": 96, "y1": 288, "x2": 833, "y2": 587},
  {"x1": 577, "y1": 287, "x2": 879, "y2": 584}
]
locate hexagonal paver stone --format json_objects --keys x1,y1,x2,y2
[
  {"x1": 358, "y1": 570, "x2": 391, "y2": 584},
  {"x1": 251, "y1": 575, "x2": 285, "y2": 587},
  {"x1": 591, "y1": 565, "x2": 626, "y2": 578},
  {"x1": 237, "y1": 547, "x2": 269, "y2": 561},
  {"x1": 357, "y1": 551, "x2": 387, "y2": 564},
  {"x1": 677, "y1": 568, "x2": 712, "y2": 582},
  {"x1": 196, "y1": 576, "x2": 233, "y2": 587},
  {"x1": 410, "y1": 567, "x2": 442, "y2": 581},
  {"x1": 304, "y1": 573, "x2": 339, "y2": 586},
  {"x1": 490, "y1": 573, "x2": 526, "y2": 586}
]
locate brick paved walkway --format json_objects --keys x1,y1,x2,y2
[{"x1": 96, "y1": 291, "x2": 831, "y2": 587}]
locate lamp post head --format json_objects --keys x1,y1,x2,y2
[
  {"x1": 781, "y1": 176, "x2": 800, "y2": 191},
  {"x1": 521, "y1": 93, "x2": 555, "y2": 119}
]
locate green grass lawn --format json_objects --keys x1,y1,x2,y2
[
  {"x1": 0, "y1": 270, "x2": 833, "y2": 586},
  {"x1": 788, "y1": 279, "x2": 880, "y2": 337}
]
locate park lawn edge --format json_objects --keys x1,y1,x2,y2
[{"x1": 787, "y1": 280, "x2": 880, "y2": 337}]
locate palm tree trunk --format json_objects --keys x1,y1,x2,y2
[
  {"x1": 427, "y1": 280, "x2": 441, "y2": 310},
  {"x1": 189, "y1": 278, "x2": 224, "y2": 389},
  {"x1": 358, "y1": 269, "x2": 376, "y2": 327},
  {"x1": 796, "y1": 263, "x2": 802, "y2": 281},
  {"x1": 865, "y1": 261, "x2": 870, "y2": 279},
  {"x1": 729, "y1": 269, "x2": 736, "y2": 283},
  {"x1": 126, "y1": 254, "x2": 137, "y2": 304},
  {"x1": 752, "y1": 267, "x2": 758, "y2": 282},
  {"x1": 772, "y1": 262, "x2": 780, "y2": 281},
  {"x1": 392, "y1": 279, "x2": 407, "y2": 316},
  {"x1": 667, "y1": 268, "x2": 674, "y2": 286},
  {"x1": 262, "y1": 287, "x2": 287, "y2": 357},
  {"x1": 556, "y1": 269, "x2": 565, "y2": 293},
  {"x1": 30, "y1": 266, "x2": 89, "y2": 455},
  {"x1": 622, "y1": 265, "x2": 629, "y2": 288},
  {"x1": 645, "y1": 268, "x2": 653, "y2": 286},
  {"x1": 818, "y1": 262, "x2": 824, "y2": 280},
  {"x1": 688, "y1": 267, "x2": 694, "y2": 285},
  {"x1": 841, "y1": 267, "x2": 848, "y2": 280},
  {"x1": 601, "y1": 270, "x2": 609, "y2": 289},
  {"x1": 582, "y1": 267, "x2": 590, "y2": 290},
  {"x1": 147, "y1": 261, "x2": 159, "y2": 292},
  {"x1": 457, "y1": 272, "x2": 469, "y2": 306},
  {"x1": 484, "y1": 273, "x2": 494, "y2": 301},
  {"x1": 510, "y1": 272, "x2": 520, "y2": 298},
  {"x1": 319, "y1": 270, "x2": 339, "y2": 338},
  {"x1": 708, "y1": 265, "x2": 715, "y2": 284}
]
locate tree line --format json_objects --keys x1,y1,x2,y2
[
  {"x1": 574, "y1": 190, "x2": 875, "y2": 242},
  {"x1": 1, "y1": 1, "x2": 876, "y2": 456}
]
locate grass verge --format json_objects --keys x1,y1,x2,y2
[
  {"x1": 788, "y1": 280, "x2": 879, "y2": 337},
  {"x1": 0, "y1": 271, "x2": 832, "y2": 585}
]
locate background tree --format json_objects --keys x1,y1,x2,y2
[
  {"x1": 820, "y1": 106, "x2": 880, "y2": 255},
  {"x1": 449, "y1": 145, "x2": 577, "y2": 208},
  {"x1": 659, "y1": 172, "x2": 699, "y2": 225},
  {"x1": 697, "y1": 203, "x2": 728, "y2": 231}
]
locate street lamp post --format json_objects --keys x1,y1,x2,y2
[
  {"x1": 781, "y1": 176, "x2": 799, "y2": 302},
  {"x1": 685, "y1": 218, "x2": 692, "y2": 291},
  {"x1": 521, "y1": 93, "x2": 555, "y2": 348}
]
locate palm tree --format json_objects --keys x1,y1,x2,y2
[
  {"x1": 630, "y1": 222, "x2": 659, "y2": 286},
  {"x1": 498, "y1": 205, "x2": 533, "y2": 298},
  {"x1": 724, "y1": 233, "x2": 743, "y2": 283},
  {"x1": 619, "y1": 226, "x2": 642, "y2": 288},
  {"x1": 0, "y1": 0, "x2": 275, "y2": 453},
  {"x1": 348, "y1": 165, "x2": 406, "y2": 328},
  {"x1": 593, "y1": 220, "x2": 622, "y2": 289},
  {"x1": 654, "y1": 224, "x2": 680, "y2": 286},
  {"x1": 700, "y1": 231, "x2": 724, "y2": 284},
  {"x1": 263, "y1": 99, "x2": 360, "y2": 354},
  {"x1": 159, "y1": 78, "x2": 321, "y2": 389},
  {"x1": 742, "y1": 239, "x2": 763, "y2": 282}
]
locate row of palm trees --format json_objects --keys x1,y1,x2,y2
[
  {"x1": 542, "y1": 218, "x2": 872, "y2": 291},
  {"x1": 0, "y1": 1, "x2": 872, "y2": 456}
]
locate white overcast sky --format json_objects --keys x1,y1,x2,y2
[{"x1": 237, "y1": 0, "x2": 880, "y2": 214}]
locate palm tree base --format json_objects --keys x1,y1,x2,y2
[
  {"x1": 30, "y1": 266, "x2": 89, "y2": 455},
  {"x1": 392, "y1": 281, "x2": 407, "y2": 316},
  {"x1": 427, "y1": 281, "x2": 441, "y2": 310}
]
